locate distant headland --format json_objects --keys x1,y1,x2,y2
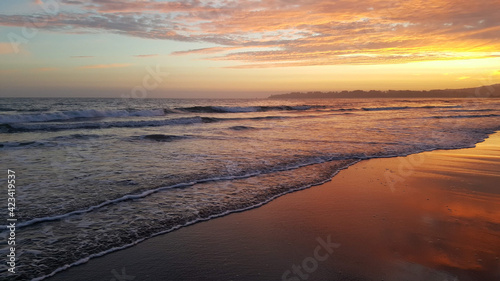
[{"x1": 268, "y1": 84, "x2": 500, "y2": 99}]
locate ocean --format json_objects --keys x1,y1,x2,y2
[{"x1": 1, "y1": 97, "x2": 499, "y2": 280}]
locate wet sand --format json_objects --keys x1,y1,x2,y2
[{"x1": 47, "y1": 132, "x2": 500, "y2": 281}]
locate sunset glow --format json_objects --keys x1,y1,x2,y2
[{"x1": 1, "y1": 0, "x2": 499, "y2": 97}]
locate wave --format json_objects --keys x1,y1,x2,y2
[
  {"x1": 0, "y1": 107, "x2": 17, "y2": 112},
  {"x1": 2, "y1": 107, "x2": 496, "y2": 134},
  {"x1": 51, "y1": 134, "x2": 103, "y2": 140},
  {"x1": 180, "y1": 106, "x2": 259, "y2": 113},
  {"x1": 0, "y1": 109, "x2": 166, "y2": 124},
  {"x1": 362, "y1": 105, "x2": 462, "y2": 111},
  {"x1": 1, "y1": 116, "x2": 211, "y2": 133},
  {"x1": 140, "y1": 134, "x2": 189, "y2": 142},
  {"x1": 229, "y1": 125, "x2": 256, "y2": 130},
  {"x1": 0, "y1": 141, "x2": 39, "y2": 148},
  {"x1": 0, "y1": 134, "x2": 107, "y2": 150},
  {"x1": 0, "y1": 105, "x2": 318, "y2": 125},
  {"x1": 0, "y1": 115, "x2": 296, "y2": 133},
  {"x1": 177, "y1": 105, "x2": 317, "y2": 113},
  {"x1": 0, "y1": 123, "x2": 15, "y2": 133},
  {"x1": 0, "y1": 104, "x2": 469, "y2": 125}
]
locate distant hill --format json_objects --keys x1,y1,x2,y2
[{"x1": 268, "y1": 84, "x2": 500, "y2": 99}]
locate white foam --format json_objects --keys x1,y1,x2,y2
[
  {"x1": 32, "y1": 161, "x2": 358, "y2": 281},
  {"x1": 4, "y1": 154, "x2": 361, "y2": 230},
  {"x1": 0, "y1": 109, "x2": 165, "y2": 124},
  {"x1": 9, "y1": 116, "x2": 205, "y2": 132}
]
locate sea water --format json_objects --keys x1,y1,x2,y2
[{"x1": 0, "y1": 97, "x2": 499, "y2": 280}]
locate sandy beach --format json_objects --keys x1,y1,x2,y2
[{"x1": 47, "y1": 132, "x2": 500, "y2": 281}]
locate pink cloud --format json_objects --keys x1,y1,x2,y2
[{"x1": 133, "y1": 54, "x2": 159, "y2": 58}]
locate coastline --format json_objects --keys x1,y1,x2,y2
[{"x1": 46, "y1": 132, "x2": 500, "y2": 281}]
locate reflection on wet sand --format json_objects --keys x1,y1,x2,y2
[{"x1": 302, "y1": 132, "x2": 500, "y2": 280}]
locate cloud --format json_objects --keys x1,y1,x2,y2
[
  {"x1": 457, "y1": 76, "x2": 471, "y2": 81},
  {"x1": 1, "y1": 0, "x2": 499, "y2": 67},
  {"x1": 78, "y1": 63, "x2": 132, "y2": 69},
  {"x1": 71, "y1": 56, "x2": 95, "y2": 58},
  {"x1": 171, "y1": 47, "x2": 254, "y2": 56},
  {"x1": 133, "y1": 54, "x2": 159, "y2": 58}
]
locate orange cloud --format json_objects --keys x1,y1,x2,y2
[
  {"x1": 78, "y1": 63, "x2": 132, "y2": 69},
  {"x1": 1, "y1": 0, "x2": 499, "y2": 67}
]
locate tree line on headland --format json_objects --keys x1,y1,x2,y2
[{"x1": 268, "y1": 84, "x2": 500, "y2": 99}]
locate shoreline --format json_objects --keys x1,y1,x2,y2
[{"x1": 46, "y1": 132, "x2": 500, "y2": 281}]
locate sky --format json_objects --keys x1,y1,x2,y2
[{"x1": 0, "y1": 0, "x2": 499, "y2": 98}]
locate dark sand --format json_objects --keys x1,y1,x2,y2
[{"x1": 47, "y1": 133, "x2": 500, "y2": 281}]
